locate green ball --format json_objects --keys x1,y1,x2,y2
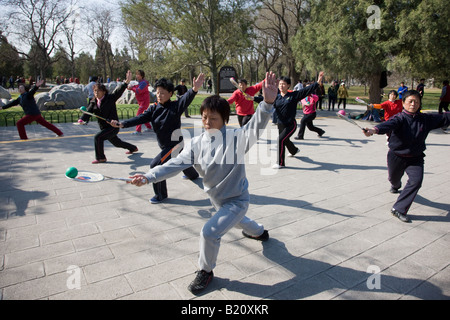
[
  {"x1": 80, "y1": 106, "x2": 87, "y2": 111},
  {"x1": 65, "y1": 167, "x2": 78, "y2": 179}
]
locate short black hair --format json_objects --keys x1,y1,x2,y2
[
  {"x1": 93, "y1": 83, "x2": 108, "y2": 93},
  {"x1": 402, "y1": 90, "x2": 421, "y2": 104},
  {"x1": 155, "y1": 78, "x2": 174, "y2": 93},
  {"x1": 238, "y1": 79, "x2": 247, "y2": 85},
  {"x1": 279, "y1": 76, "x2": 291, "y2": 85},
  {"x1": 388, "y1": 90, "x2": 398, "y2": 98},
  {"x1": 200, "y1": 95, "x2": 230, "y2": 124},
  {"x1": 137, "y1": 70, "x2": 145, "y2": 78}
]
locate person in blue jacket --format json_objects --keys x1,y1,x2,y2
[{"x1": 397, "y1": 82, "x2": 408, "y2": 100}]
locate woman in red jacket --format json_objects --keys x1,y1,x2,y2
[
  {"x1": 370, "y1": 90, "x2": 403, "y2": 121},
  {"x1": 128, "y1": 70, "x2": 152, "y2": 134},
  {"x1": 227, "y1": 79, "x2": 263, "y2": 127}
]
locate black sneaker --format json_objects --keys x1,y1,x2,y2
[
  {"x1": 242, "y1": 230, "x2": 269, "y2": 241},
  {"x1": 391, "y1": 208, "x2": 411, "y2": 223},
  {"x1": 188, "y1": 270, "x2": 213, "y2": 294},
  {"x1": 389, "y1": 187, "x2": 400, "y2": 194}
]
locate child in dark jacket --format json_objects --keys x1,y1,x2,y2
[{"x1": 363, "y1": 90, "x2": 450, "y2": 223}]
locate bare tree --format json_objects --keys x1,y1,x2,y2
[
  {"x1": 255, "y1": 0, "x2": 312, "y2": 82},
  {"x1": 1, "y1": 0, "x2": 76, "y2": 80},
  {"x1": 85, "y1": 7, "x2": 116, "y2": 81},
  {"x1": 61, "y1": 3, "x2": 84, "y2": 79}
]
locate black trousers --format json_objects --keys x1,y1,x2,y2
[
  {"x1": 438, "y1": 101, "x2": 449, "y2": 114},
  {"x1": 277, "y1": 120, "x2": 298, "y2": 167},
  {"x1": 150, "y1": 146, "x2": 199, "y2": 200},
  {"x1": 296, "y1": 112, "x2": 325, "y2": 139},
  {"x1": 387, "y1": 150, "x2": 424, "y2": 215},
  {"x1": 328, "y1": 97, "x2": 336, "y2": 111},
  {"x1": 237, "y1": 114, "x2": 253, "y2": 127},
  {"x1": 94, "y1": 127, "x2": 136, "y2": 160}
]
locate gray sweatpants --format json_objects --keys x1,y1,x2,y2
[{"x1": 199, "y1": 195, "x2": 264, "y2": 272}]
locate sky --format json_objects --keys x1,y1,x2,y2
[{"x1": 0, "y1": 0, "x2": 126, "y2": 57}]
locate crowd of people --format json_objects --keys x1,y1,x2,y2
[{"x1": 1, "y1": 67, "x2": 449, "y2": 295}]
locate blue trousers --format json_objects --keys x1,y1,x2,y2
[{"x1": 387, "y1": 150, "x2": 424, "y2": 215}]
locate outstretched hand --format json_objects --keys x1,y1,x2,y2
[
  {"x1": 109, "y1": 120, "x2": 123, "y2": 128},
  {"x1": 363, "y1": 128, "x2": 376, "y2": 137},
  {"x1": 317, "y1": 71, "x2": 324, "y2": 84},
  {"x1": 127, "y1": 174, "x2": 148, "y2": 187},
  {"x1": 193, "y1": 73, "x2": 205, "y2": 92},
  {"x1": 262, "y1": 72, "x2": 278, "y2": 104},
  {"x1": 125, "y1": 70, "x2": 132, "y2": 84}
]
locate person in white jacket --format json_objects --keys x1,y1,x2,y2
[{"x1": 128, "y1": 72, "x2": 278, "y2": 294}]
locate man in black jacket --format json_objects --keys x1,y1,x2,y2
[{"x1": 363, "y1": 90, "x2": 450, "y2": 223}]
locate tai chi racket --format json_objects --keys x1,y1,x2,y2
[
  {"x1": 230, "y1": 77, "x2": 242, "y2": 92},
  {"x1": 79, "y1": 107, "x2": 108, "y2": 121},
  {"x1": 355, "y1": 97, "x2": 371, "y2": 107},
  {"x1": 160, "y1": 143, "x2": 182, "y2": 163},
  {"x1": 336, "y1": 112, "x2": 368, "y2": 132},
  {"x1": 230, "y1": 77, "x2": 251, "y2": 100},
  {"x1": 66, "y1": 170, "x2": 131, "y2": 183}
]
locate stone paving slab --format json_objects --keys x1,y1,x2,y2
[{"x1": 0, "y1": 105, "x2": 449, "y2": 300}]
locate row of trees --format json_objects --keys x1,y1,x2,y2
[
  {"x1": 1, "y1": 0, "x2": 449, "y2": 103},
  {"x1": 0, "y1": 0, "x2": 130, "y2": 86}
]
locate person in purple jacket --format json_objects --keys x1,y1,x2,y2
[{"x1": 363, "y1": 90, "x2": 450, "y2": 223}]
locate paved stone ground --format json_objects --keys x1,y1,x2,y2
[{"x1": 0, "y1": 104, "x2": 449, "y2": 300}]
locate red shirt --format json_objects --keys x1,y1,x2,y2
[
  {"x1": 227, "y1": 82, "x2": 263, "y2": 116},
  {"x1": 374, "y1": 99, "x2": 403, "y2": 121},
  {"x1": 130, "y1": 79, "x2": 150, "y2": 108}
]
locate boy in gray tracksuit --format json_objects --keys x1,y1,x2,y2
[{"x1": 128, "y1": 72, "x2": 279, "y2": 294}]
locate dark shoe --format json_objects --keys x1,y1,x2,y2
[
  {"x1": 390, "y1": 187, "x2": 400, "y2": 194},
  {"x1": 149, "y1": 196, "x2": 166, "y2": 204},
  {"x1": 242, "y1": 230, "x2": 269, "y2": 242},
  {"x1": 288, "y1": 148, "x2": 300, "y2": 157},
  {"x1": 294, "y1": 136, "x2": 304, "y2": 140},
  {"x1": 391, "y1": 208, "x2": 411, "y2": 223},
  {"x1": 126, "y1": 147, "x2": 139, "y2": 154},
  {"x1": 188, "y1": 270, "x2": 213, "y2": 294},
  {"x1": 182, "y1": 175, "x2": 199, "y2": 180},
  {"x1": 318, "y1": 131, "x2": 325, "y2": 137}
]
